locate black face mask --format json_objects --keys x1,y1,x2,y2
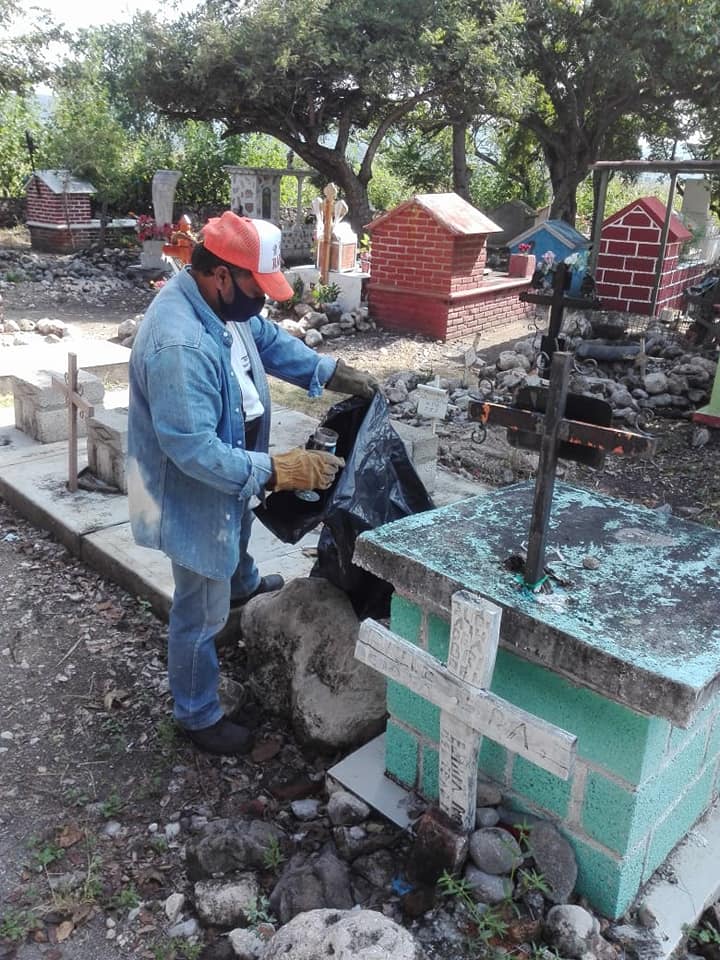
[{"x1": 218, "y1": 275, "x2": 265, "y2": 323}]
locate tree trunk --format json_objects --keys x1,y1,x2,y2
[
  {"x1": 452, "y1": 122, "x2": 470, "y2": 201},
  {"x1": 542, "y1": 140, "x2": 590, "y2": 226},
  {"x1": 273, "y1": 137, "x2": 374, "y2": 235},
  {"x1": 98, "y1": 198, "x2": 108, "y2": 249}
]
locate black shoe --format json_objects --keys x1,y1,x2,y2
[
  {"x1": 185, "y1": 717, "x2": 253, "y2": 756},
  {"x1": 230, "y1": 574, "x2": 285, "y2": 609}
]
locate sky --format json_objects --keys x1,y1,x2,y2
[{"x1": 22, "y1": 0, "x2": 197, "y2": 33}]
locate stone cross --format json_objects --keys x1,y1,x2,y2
[
  {"x1": 356, "y1": 591, "x2": 577, "y2": 832},
  {"x1": 50, "y1": 352, "x2": 95, "y2": 492}
]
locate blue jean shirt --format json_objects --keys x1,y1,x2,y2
[{"x1": 127, "y1": 268, "x2": 336, "y2": 579}]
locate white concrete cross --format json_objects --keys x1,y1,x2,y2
[
  {"x1": 356, "y1": 591, "x2": 577, "y2": 832},
  {"x1": 51, "y1": 352, "x2": 95, "y2": 493}
]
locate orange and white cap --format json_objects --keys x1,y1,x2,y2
[{"x1": 201, "y1": 211, "x2": 293, "y2": 302}]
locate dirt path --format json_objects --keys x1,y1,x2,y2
[{"x1": 1, "y1": 238, "x2": 719, "y2": 959}]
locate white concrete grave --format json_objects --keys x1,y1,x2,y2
[{"x1": 355, "y1": 591, "x2": 577, "y2": 832}]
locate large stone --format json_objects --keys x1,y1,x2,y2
[
  {"x1": 186, "y1": 820, "x2": 289, "y2": 880},
  {"x1": 527, "y1": 821, "x2": 577, "y2": 903},
  {"x1": 260, "y1": 908, "x2": 426, "y2": 960},
  {"x1": 468, "y1": 827, "x2": 523, "y2": 875},
  {"x1": 239, "y1": 579, "x2": 386, "y2": 751},
  {"x1": 463, "y1": 864, "x2": 512, "y2": 905},
  {"x1": 544, "y1": 904, "x2": 601, "y2": 959},
  {"x1": 268, "y1": 847, "x2": 353, "y2": 924},
  {"x1": 327, "y1": 790, "x2": 371, "y2": 826},
  {"x1": 194, "y1": 875, "x2": 260, "y2": 928},
  {"x1": 497, "y1": 351, "x2": 531, "y2": 372}
]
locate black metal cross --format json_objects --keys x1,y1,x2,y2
[
  {"x1": 468, "y1": 351, "x2": 657, "y2": 589},
  {"x1": 520, "y1": 262, "x2": 601, "y2": 370}
]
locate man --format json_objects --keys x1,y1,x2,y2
[{"x1": 128, "y1": 211, "x2": 378, "y2": 756}]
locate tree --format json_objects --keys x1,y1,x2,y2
[
  {"x1": 41, "y1": 70, "x2": 131, "y2": 240},
  {"x1": 0, "y1": 93, "x2": 41, "y2": 196},
  {"x1": 0, "y1": 0, "x2": 65, "y2": 95},
  {"x1": 120, "y1": 0, "x2": 497, "y2": 232},
  {"x1": 481, "y1": 0, "x2": 720, "y2": 224}
]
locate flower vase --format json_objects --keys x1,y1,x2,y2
[{"x1": 140, "y1": 239, "x2": 165, "y2": 270}]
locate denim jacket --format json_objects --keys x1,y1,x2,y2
[{"x1": 127, "y1": 268, "x2": 336, "y2": 579}]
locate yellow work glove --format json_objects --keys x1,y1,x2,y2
[
  {"x1": 270, "y1": 448, "x2": 345, "y2": 492},
  {"x1": 326, "y1": 359, "x2": 380, "y2": 400}
]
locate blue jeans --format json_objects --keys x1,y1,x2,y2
[{"x1": 168, "y1": 504, "x2": 260, "y2": 730}]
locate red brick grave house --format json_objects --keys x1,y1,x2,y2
[
  {"x1": 25, "y1": 170, "x2": 134, "y2": 253},
  {"x1": 366, "y1": 193, "x2": 533, "y2": 341},
  {"x1": 596, "y1": 196, "x2": 706, "y2": 315}
]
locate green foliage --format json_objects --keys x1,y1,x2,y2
[
  {"x1": 151, "y1": 937, "x2": 202, "y2": 960},
  {"x1": 480, "y1": 0, "x2": 720, "y2": 222},
  {"x1": 245, "y1": 894, "x2": 277, "y2": 928},
  {"x1": 689, "y1": 922, "x2": 720, "y2": 946},
  {"x1": 262, "y1": 837, "x2": 286, "y2": 871},
  {"x1": 279, "y1": 275, "x2": 305, "y2": 312},
  {"x1": 0, "y1": 92, "x2": 41, "y2": 195},
  {"x1": 27, "y1": 837, "x2": 64, "y2": 871},
  {"x1": 0, "y1": 0, "x2": 66, "y2": 96},
  {"x1": 100, "y1": 791, "x2": 124, "y2": 819},
  {"x1": 0, "y1": 908, "x2": 39, "y2": 943},
  {"x1": 312, "y1": 281, "x2": 341, "y2": 305},
  {"x1": 118, "y1": 0, "x2": 501, "y2": 230},
  {"x1": 109, "y1": 883, "x2": 140, "y2": 911},
  {"x1": 517, "y1": 868, "x2": 551, "y2": 897},
  {"x1": 40, "y1": 66, "x2": 131, "y2": 213},
  {"x1": 437, "y1": 870, "x2": 509, "y2": 950}
]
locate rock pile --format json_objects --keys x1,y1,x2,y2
[
  {"x1": 112, "y1": 776, "x2": 660, "y2": 960},
  {"x1": 0, "y1": 246, "x2": 151, "y2": 306},
  {"x1": 267, "y1": 298, "x2": 376, "y2": 348},
  {"x1": 380, "y1": 311, "x2": 718, "y2": 430}
]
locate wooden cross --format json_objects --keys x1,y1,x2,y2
[
  {"x1": 468, "y1": 351, "x2": 657, "y2": 588},
  {"x1": 50, "y1": 352, "x2": 95, "y2": 492},
  {"x1": 520, "y1": 262, "x2": 601, "y2": 370},
  {"x1": 356, "y1": 591, "x2": 577, "y2": 832}
]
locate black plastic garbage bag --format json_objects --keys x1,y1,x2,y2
[{"x1": 254, "y1": 393, "x2": 435, "y2": 618}]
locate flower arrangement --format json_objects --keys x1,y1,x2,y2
[
  {"x1": 132, "y1": 214, "x2": 172, "y2": 243},
  {"x1": 517, "y1": 242, "x2": 533, "y2": 254}
]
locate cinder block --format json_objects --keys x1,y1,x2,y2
[
  {"x1": 387, "y1": 681, "x2": 440, "y2": 741},
  {"x1": 385, "y1": 720, "x2": 418, "y2": 787},
  {"x1": 422, "y1": 744, "x2": 439, "y2": 798},
  {"x1": 427, "y1": 613, "x2": 450, "y2": 661},
  {"x1": 12, "y1": 369, "x2": 105, "y2": 444},
  {"x1": 489, "y1": 648, "x2": 670, "y2": 785},
  {"x1": 643, "y1": 763, "x2": 715, "y2": 883},
  {"x1": 512, "y1": 755, "x2": 571, "y2": 819},
  {"x1": 569, "y1": 833, "x2": 646, "y2": 919},
  {"x1": 389, "y1": 594, "x2": 423, "y2": 644},
  {"x1": 86, "y1": 408, "x2": 128, "y2": 493}
]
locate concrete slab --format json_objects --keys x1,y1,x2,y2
[
  {"x1": 641, "y1": 798, "x2": 720, "y2": 959},
  {"x1": 0, "y1": 445, "x2": 127, "y2": 553},
  {"x1": 328, "y1": 734, "x2": 416, "y2": 830},
  {"x1": 0, "y1": 338, "x2": 130, "y2": 394},
  {"x1": 355, "y1": 481, "x2": 720, "y2": 726}
]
